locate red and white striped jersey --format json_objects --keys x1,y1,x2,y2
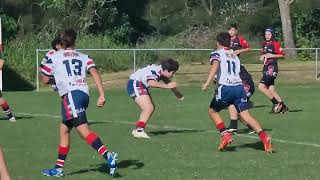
[{"x1": 40, "y1": 49, "x2": 96, "y2": 96}]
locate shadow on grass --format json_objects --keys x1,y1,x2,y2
[
  {"x1": 67, "y1": 159, "x2": 144, "y2": 178},
  {"x1": 88, "y1": 121, "x2": 110, "y2": 125},
  {"x1": 148, "y1": 129, "x2": 205, "y2": 136},
  {"x1": 0, "y1": 116, "x2": 34, "y2": 121}
]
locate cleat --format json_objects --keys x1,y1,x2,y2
[
  {"x1": 107, "y1": 151, "x2": 119, "y2": 177},
  {"x1": 279, "y1": 102, "x2": 289, "y2": 114},
  {"x1": 8, "y1": 117, "x2": 16, "y2": 122},
  {"x1": 41, "y1": 168, "x2": 64, "y2": 177},
  {"x1": 132, "y1": 129, "x2": 151, "y2": 139},
  {"x1": 263, "y1": 137, "x2": 273, "y2": 153},
  {"x1": 227, "y1": 128, "x2": 238, "y2": 134},
  {"x1": 218, "y1": 132, "x2": 233, "y2": 151},
  {"x1": 272, "y1": 103, "x2": 281, "y2": 114}
]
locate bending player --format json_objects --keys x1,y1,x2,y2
[
  {"x1": 202, "y1": 32, "x2": 272, "y2": 152},
  {"x1": 0, "y1": 44, "x2": 15, "y2": 122},
  {"x1": 127, "y1": 58, "x2": 183, "y2": 139},
  {"x1": 40, "y1": 29, "x2": 118, "y2": 177}
]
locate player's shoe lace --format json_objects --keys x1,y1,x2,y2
[
  {"x1": 218, "y1": 132, "x2": 233, "y2": 151},
  {"x1": 263, "y1": 136, "x2": 273, "y2": 153}
]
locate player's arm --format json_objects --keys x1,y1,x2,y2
[
  {"x1": 234, "y1": 36, "x2": 251, "y2": 55},
  {"x1": 148, "y1": 80, "x2": 177, "y2": 89},
  {"x1": 202, "y1": 61, "x2": 219, "y2": 91},
  {"x1": 161, "y1": 77, "x2": 184, "y2": 100},
  {"x1": 89, "y1": 67, "x2": 105, "y2": 107}
]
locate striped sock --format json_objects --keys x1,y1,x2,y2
[
  {"x1": 0, "y1": 101, "x2": 13, "y2": 118},
  {"x1": 85, "y1": 132, "x2": 109, "y2": 160},
  {"x1": 216, "y1": 122, "x2": 227, "y2": 136},
  {"x1": 54, "y1": 146, "x2": 69, "y2": 169}
]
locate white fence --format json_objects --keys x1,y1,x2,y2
[{"x1": 35, "y1": 48, "x2": 319, "y2": 91}]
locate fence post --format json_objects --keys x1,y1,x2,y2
[
  {"x1": 316, "y1": 48, "x2": 319, "y2": 80},
  {"x1": 133, "y1": 49, "x2": 136, "y2": 72},
  {"x1": 36, "y1": 49, "x2": 39, "y2": 92}
]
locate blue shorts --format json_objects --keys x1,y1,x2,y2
[
  {"x1": 61, "y1": 90, "x2": 89, "y2": 127},
  {"x1": 127, "y1": 79, "x2": 149, "y2": 99},
  {"x1": 210, "y1": 84, "x2": 250, "y2": 113}
]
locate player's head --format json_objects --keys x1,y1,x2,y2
[
  {"x1": 228, "y1": 24, "x2": 238, "y2": 37},
  {"x1": 60, "y1": 29, "x2": 77, "y2": 49},
  {"x1": 216, "y1": 32, "x2": 231, "y2": 48},
  {"x1": 265, "y1": 27, "x2": 274, "y2": 41},
  {"x1": 160, "y1": 58, "x2": 179, "y2": 78},
  {"x1": 51, "y1": 36, "x2": 62, "y2": 51}
]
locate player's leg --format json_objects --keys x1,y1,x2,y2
[
  {"x1": 209, "y1": 86, "x2": 233, "y2": 151},
  {"x1": 227, "y1": 105, "x2": 239, "y2": 133},
  {"x1": 75, "y1": 123, "x2": 118, "y2": 177},
  {"x1": 0, "y1": 93, "x2": 15, "y2": 122},
  {"x1": 0, "y1": 146, "x2": 11, "y2": 180},
  {"x1": 132, "y1": 95, "x2": 154, "y2": 138},
  {"x1": 269, "y1": 85, "x2": 288, "y2": 113},
  {"x1": 239, "y1": 111, "x2": 272, "y2": 153},
  {"x1": 234, "y1": 85, "x2": 272, "y2": 153},
  {"x1": 41, "y1": 123, "x2": 71, "y2": 177}
]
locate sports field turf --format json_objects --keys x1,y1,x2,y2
[{"x1": 0, "y1": 81, "x2": 320, "y2": 180}]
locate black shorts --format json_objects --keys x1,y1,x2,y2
[
  {"x1": 260, "y1": 63, "x2": 278, "y2": 87},
  {"x1": 240, "y1": 65, "x2": 255, "y2": 99},
  {"x1": 62, "y1": 117, "x2": 88, "y2": 129}
]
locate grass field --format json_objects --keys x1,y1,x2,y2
[{"x1": 1, "y1": 78, "x2": 320, "y2": 179}]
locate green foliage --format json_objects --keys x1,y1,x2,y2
[{"x1": 0, "y1": 13, "x2": 18, "y2": 41}]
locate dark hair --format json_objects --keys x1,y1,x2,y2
[
  {"x1": 51, "y1": 36, "x2": 61, "y2": 51},
  {"x1": 60, "y1": 29, "x2": 77, "y2": 48},
  {"x1": 216, "y1": 32, "x2": 231, "y2": 47},
  {"x1": 228, "y1": 24, "x2": 237, "y2": 30},
  {"x1": 160, "y1": 58, "x2": 179, "y2": 72}
]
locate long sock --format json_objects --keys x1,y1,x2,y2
[
  {"x1": 54, "y1": 146, "x2": 69, "y2": 169},
  {"x1": 85, "y1": 132, "x2": 109, "y2": 160},
  {"x1": 0, "y1": 101, "x2": 13, "y2": 118},
  {"x1": 229, "y1": 119, "x2": 238, "y2": 129},
  {"x1": 270, "y1": 97, "x2": 279, "y2": 105},
  {"x1": 135, "y1": 121, "x2": 146, "y2": 132},
  {"x1": 216, "y1": 122, "x2": 227, "y2": 136},
  {"x1": 258, "y1": 131, "x2": 268, "y2": 143}
]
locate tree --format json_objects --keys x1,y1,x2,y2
[{"x1": 277, "y1": 0, "x2": 297, "y2": 59}]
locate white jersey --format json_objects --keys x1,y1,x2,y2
[
  {"x1": 129, "y1": 64, "x2": 162, "y2": 88},
  {"x1": 209, "y1": 48, "x2": 242, "y2": 86},
  {"x1": 40, "y1": 49, "x2": 96, "y2": 96}
]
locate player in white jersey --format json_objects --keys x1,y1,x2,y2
[
  {"x1": 40, "y1": 29, "x2": 118, "y2": 177},
  {"x1": 202, "y1": 32, "x2": 272, "y2": 153},
  {"x1": 127, "y1": 59, "x2": 183, "y2": 139}
]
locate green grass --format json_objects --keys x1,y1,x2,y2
[{"x1": 1, "y1": 83, "x2": 320, "y2": 180}]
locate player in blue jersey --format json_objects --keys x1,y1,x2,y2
[
  {"x1": 40, "y1": 29, "x2": 118, "y2": 177},
  {"x1": 127, "y1": 59, "x2": 183, "y2": 139},
  {"x1": 202, "y1": 32, "x2": 272, "y2": 152}
]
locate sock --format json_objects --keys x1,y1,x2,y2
[
  {"x1": 229, "y1": 119, "x2": 238, "y2": 129},
  {"x1": 216, "y1": 122, "x2": 227, "y2": 136},
  {"x1": 258, "y1": 131, "x2": 268, "y2": 143},
  {"x1": 54, "y1": 146, "x2": 69, "y2": 169},
  {"x1": 270, "y1": 97, "x2": 279, "y2": 105},
  {"x1": 0, "y1": 101, "x2": 13, "y2": 118},
  {"x1": 85, "y1": 132, "x2": 109, "y2": 160},
  {"x1": 135, "y1": 121, "x2": 146, "y2": 132}
]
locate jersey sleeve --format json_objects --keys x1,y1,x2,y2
[
  {"x1": 146, "y1": 70, "x2": 160, "y2": 82},
  {"x1": 39, "y1": 57, "x2": 54, "y2": 77},
  {"x1": 238, "y1": 36, "x2": 250, "y2": 49},
  {"x1": 86, "y1": 56, "x2": 96, "y2": 72},
  {"x1": 273, "y1": 41, "x2": 285, "y2": 56},
  {"x1": 209, "y1": 52, "x2": 221, "y2": 64}
]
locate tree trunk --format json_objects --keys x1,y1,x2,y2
[{"x1": 278, "y1": 0, "x2": 297, "y2": 59}]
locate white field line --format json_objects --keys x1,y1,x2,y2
[{"x1": 16, "y1": 112, "x2": 320, "y2": 148}]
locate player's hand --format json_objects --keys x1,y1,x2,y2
[
  {"x1": 97, "y1": 95, "x2": 105, "y2": 107},
  {"x1": 259, "y1": 55, "x2": 266, "y2": 61},
  {"x1": 202, "y1": 83, "x2": 209, "y2": 91},
  {"x1": 264, "y1": 53, "x2": 274, "y2": 59},
  {"x1": 234, "y1": 50, "x2": 241, "y2": 55},
  {"x1": 166, "y1": 82, "x2": 177, "y2": 89}
]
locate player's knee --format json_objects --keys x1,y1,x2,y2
[
  {"x1": 258, "y1": 83, "x2": 266, "y2": 91},
  {"x1": 208, "y1": 108, "x2": 217, "y2": 115},
  {"x1": 146, "y1": 104, "x2": 154, "y2": 113}
]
